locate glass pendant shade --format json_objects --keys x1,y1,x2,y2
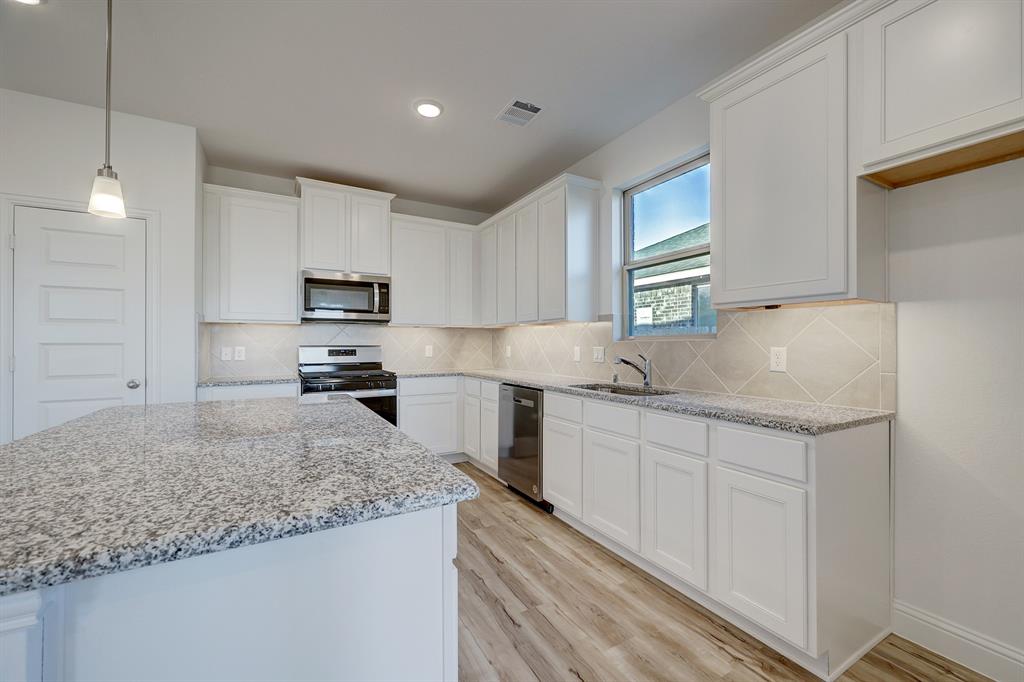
[{"x1": 88, "y1": 169, "x2": 126, "y2": 219}]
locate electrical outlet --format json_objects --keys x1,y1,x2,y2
[
  {"x1": 234, "y1": 346, "x2": 246, "y2": 361},
  {"x1": 220, "y1": 347, "x2": 232, "y2": 362},
  {"x1": 770, "y1": 347, "x2": 787, "y2": 372},
  {"x1": 424, "y1": 345, "x2": 433, "y2": 358},
  {"x1": 573, "y1": 346, "x2": 581, "y2": 362},
  {"x1": 504, "y1": 345, "x2": 512, "y2": 358},
  {"x1": 592, "y1": 346, "x2": 605, "y2": 363}
]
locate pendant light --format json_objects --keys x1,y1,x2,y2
[{"x1": 87, "y1": 0, "x2": 126, "y2": 219}]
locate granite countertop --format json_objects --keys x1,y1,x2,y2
[
  {"x1": 398, "y1": 369, "x2": 894, "y2": 436},
  {"x1": 0, "y1": 398, "x2": 478, "y2": 597},
  {"x1": 198, "y1": 375, "x2": 299, "y2": 387}
]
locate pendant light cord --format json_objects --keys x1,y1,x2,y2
[{"x1": 104, "y1": 0, "x2": 112, "y2": 169}]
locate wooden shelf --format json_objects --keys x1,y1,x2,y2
[{"x1": 864, "y1": 130, "x2": 1024, "y2": 189}]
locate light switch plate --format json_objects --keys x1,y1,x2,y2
[
  {"x1": 220, "y1": 347, "x2": 232, "y2": 362},
  {"x1": 592, "y1": 346, "x2": 605, "y2": 363},
  {"x1": 234, "y1": 346, "x2": 246, "y2": 361},
  {"x1": 573, "y1": 346, "x2": 581, "y2": 362},
  {"x1": 424, "y1": 345, "x2": 433, "y2": 358},
  {"x1": 770, "y1": 347, "x2": 787, "y2": 372}
]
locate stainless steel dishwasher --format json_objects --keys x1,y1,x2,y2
[{"x1": 498, "y1": 384, "x2": 550, "y2": 509}]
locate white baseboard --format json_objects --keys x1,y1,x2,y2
[
  {"x1": 441, "y1": 453, "x2": 469, "y2": 464},
  {"x1": 893, "y1": 600, "x2": 1024, "y2": 681}
]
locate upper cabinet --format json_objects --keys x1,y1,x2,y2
[
  {"x1": 479, "y1": 224, "x2": 497, "y2": 326},
  {"x1": 860, "y1": 0, "x2": 1024, "y2": 185},
  {"x1": 495, "y1": 214, "x2": 517, "y2": 325},
  {"x1": 295, "y1": 178, "x2": 394, "y2": 276},
  {"x1": 514, "y1": 202, "x2": 539, "y2": 323},
  {"x1": 203, "y1": 184, "x2": 300, "y2": 323}
]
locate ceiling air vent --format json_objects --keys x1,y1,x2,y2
[{"x1": 497, "y1": 100, "x2": 542, "y2": 127}]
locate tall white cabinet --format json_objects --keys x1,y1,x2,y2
[
  {"x1": 203, "y1": 184, "x2": 300, "y2": 323},
  {"x1": 295, "y1": 178, "x2": 393, "y2": 276}
]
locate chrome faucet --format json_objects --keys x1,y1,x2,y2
[{"x1": 614, "y1": 354, "x2": 652, "y2": 388}]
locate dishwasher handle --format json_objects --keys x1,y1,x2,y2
[{"x1": 512, "y1": 396, "x2": 534, "y2": 408}]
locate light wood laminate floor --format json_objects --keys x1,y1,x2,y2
[{"x1": 455, "y1": 464, "x2": 990, "y2": 682}]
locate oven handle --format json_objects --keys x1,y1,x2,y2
[{"x1": 321, "y1": 389, "x2": 397, "y2": 399}]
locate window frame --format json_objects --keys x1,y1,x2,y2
[{"x1": 621, "y1": 154, "x2": 715, "y2": 340}]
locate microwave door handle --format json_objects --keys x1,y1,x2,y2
[{"x1": 373, "y1": 282, "x2": 380, "y2": 313}]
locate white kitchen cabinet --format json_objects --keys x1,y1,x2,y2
[
  {"x1": 542, "y1": 416, "x2": 583, "y2": 518},
  {"x1": 296, "y1": 178, "x2": 394, "y2": 275},
  {"x1": 582, "y1": 427, "x2": 641, "y2": 551},
  {"x1": 707, "y1": 33, "x2": 850, "y2": 307},
  {"x1": 861, "y1": 0, "x2": 1024, "y2": 169},
  {"x1": 713, "y1": 466, "x2": 807, "y2": 649},
  {"x1": 479, "y1": 388, "x2": 499, "y2": 472},
  {"x1": 641, "y1": 445, "x2": 707, "y2": 590},
  {"x1": 537, "y1": 187, "x2": 567, "y2": 321},
  {"x1": 514, "y1": 201, "x2": 538, "y2": 323},
  {"x1": 479, "y1": 225, "x2": 497, "y2": 326},
  {"x1": 463, "y1": 394, "x2": 481, "y2": 461},
  {"x1": 495, "y1": 214, "x2": 516, "y2": 325},
  {"x1": 399, "y1": 392, "x2": 459, "y2": 455},
  {"x1": 203, "y1": 184, "x2": 299, "y2": 323},
  {"x1": 448, "y1": 228, "x2": 477, "y2": 326},
  {"x1": 197, "y1": 383, "x2": 299, "y2": 402},
  {"x1": 390, "y1": 216, "x2": 448, "y2": 325}
]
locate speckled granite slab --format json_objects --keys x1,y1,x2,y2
[
  {"x1": 398, "y1": 369, "x2": 893, "y2": 436},
  {"x1": 0, "y1": 398, "x2": 478, "y2": 597},
  {"x1": 198, "y1": 375, "x2": 299, "y2": 387}
]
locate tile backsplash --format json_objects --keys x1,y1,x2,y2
[
  {"x1": 201, "y1": 302, "x2": 895, "y2": 411},
  {"x1": 492, "y1": 303, "x2": 896, "y2": 411},
  {"x1": 199, "y1": 324, "x2": 494, "y2": 378}
]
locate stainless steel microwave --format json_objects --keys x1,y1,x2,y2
[{"x1": 301, "y1": 271, "x2": 390, "y2": 322}]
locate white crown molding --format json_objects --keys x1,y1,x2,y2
[
  {"x1": 294, "y1": 176, "x2": 396, "y2": 201},
  {"x1": 893, "y1": 599, "x2": 1024, "y2": 681},
  {"x1": 698, "y1": 0, "x2": 896, "y2": 102}
]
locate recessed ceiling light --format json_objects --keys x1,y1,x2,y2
[
  {"x1": 14, "y1": 0, "x2": 45, "y2": 5},
  {"x1": 415, "y1": 100, "x2": 443, "y2": 119}
]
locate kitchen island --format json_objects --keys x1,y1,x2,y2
[{"x1": 0, "y1": 398, "x2": 478, "y2": 682}]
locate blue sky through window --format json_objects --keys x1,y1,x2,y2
[{"x1": 631, "y1": 163, "x2": 710, "y2": 254}]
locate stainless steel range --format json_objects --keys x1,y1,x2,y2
[{"x1": 297, "y1": 345, "x2": 397, "y2": 424}]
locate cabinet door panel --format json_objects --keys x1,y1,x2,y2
[
  {"x1": 464, "y1": 395, "x2": 481, "y2": 461},
  {"x1": 711, "y1": 33, "x2": 847, "y2": 305},
  {"x1": 538, "y1": 188, "x2": 566, "y2": 321},
  {"x1": 642, "y1": 446, "x2": 707, "y2": 590},
  {"x1": 480, "y1": 399, "x2": 499, "y2": 472},
  {"x1": 448, "y1": 230, "x2": 476, "y2": 326},
  {"x1": 515, "y1": 202, "x2": 539, "y2": 323},
  {"x1": 302, "y1": 188, "x2": 348, "y2": 272},
  {"x1": 391, "y1": 219, "x2": 447, "y2": 325},
  {"x1": 582, "y1": 429, "x2": 640, "y2": 550},
  {"x1": 863, "y1": 0, "x2": 1024, "y2": 165},
  {"x1": 713, "y1": 466, "x2": 807, "y2": 648},
  {"x1": 543, "y1": 417, "x2": 582, "y2": 518},
  {"x1": 350, "y1": 195, "x2": 390, "y2": 275},
  {"x1": 220, "y1": 194, "x2": 299, "y2": 322},
  {"x1": 399, "y1": 394, "x2": 459, "y2": 454},
  {"x1": 479, "y1": 225, "x2": 497, "y2": 325},
  {"x1": 496, "y1": 215, "x2": 517, "y2": 324}
]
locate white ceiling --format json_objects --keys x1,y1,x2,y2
[{"x1": 0, "y1": 0, "x2": 838, "y2": 213}]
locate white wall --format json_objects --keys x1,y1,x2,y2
[
  {"x1": 566, "y1": 92, "x2": 710, "y2": 318},
  {"x1": 0, "y1": 88, "x2": 200, "y2": 405},
  {"x1": 204, "y1": 165, "x2": 491, "y2": 225},
  {"x1": 888, "y1": 158, "x2": 1024, "y2": 680}
]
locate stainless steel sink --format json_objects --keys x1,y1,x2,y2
[{"x1": 570, "y1": 383, "x2": 677, "y2": 397}]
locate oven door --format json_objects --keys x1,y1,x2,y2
[{"x1": 301, "y1": 271, "x2": 390, "y2": 322}]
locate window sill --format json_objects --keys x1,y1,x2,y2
[{"x1": 624, "y1": 332, "x2": 718, "y2": 341}]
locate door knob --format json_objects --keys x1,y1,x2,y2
[{"x1": 127, "y1": 379, "x2": 141, "y2": 389}]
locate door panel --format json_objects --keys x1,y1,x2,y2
[
  {"x1": 479, "y1": 226, "x2": 497, "y2": 325},
  {"x1": 390, "y1": 219, "x2": 447, "y2": 325},
  {"x1": 582, "y1": 429, "x2": 641, "y2": 550},
  {"x1": 463, "y1": 395, "x2": 481, "y2": 461},
  {"x1": 13, "y1": 207, "x2": 146, "y2": 439},
  {"x1": 480, "y1": 398, "x2": 499, "y2": 472},
  {"x1": 398, "y1": 394, "x2": 458, "y2": 454},
  {"x1": 537, "y1": 187, "x2": 566, "y2": 321},
  {"x1": 496, "y1": 215, "x2": 516, "y2": 324},
  {"x1": 302, "y1": 187, "x2": 348, "y2": 271},
  {"x1": 350, "y1": 195, "x2": 390, "y2": 275},
  {"x1": 515, "y1": 202, "x2": 539, "y2": 323},
  {"x1": 642, "y1": 446, "x2": 707, "y2": 590},
  {"x1": 542, "y1": 417, "x2": 582, "y2": 517}
]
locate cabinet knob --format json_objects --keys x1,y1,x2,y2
[{"x1": 127, "y1": 379, "x2": 141, "y2": 389}]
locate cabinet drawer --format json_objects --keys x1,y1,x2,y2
[
  {"x1": 584, "y1": 400, "x2": 640, "y2": 439},
  {"x1": 645, "y1": 411, "x2": 707, "y2": 456},
  {"x1": 545, "y1": 393, "x2": 582, "y2": 423},
  {"x1": 717, "y1": 426, "x2": 807, "y2": 482},
  {"x1": 463, "y1": 378, "x2": 481, "y2": 397},
  {"x1": 480, "y1": 381, "x2": 500, "y2": 402},
  {"x1": 399, "y1": 376, "x2": 459, "y2": 396}
]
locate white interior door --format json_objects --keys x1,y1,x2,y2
[{"x1": 12, "y1": 207, "x2": 146, "y2": 439}]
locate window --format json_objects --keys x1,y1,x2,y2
[{"x1": 623, "y1": 155, "x2": 715, "y2": 337}]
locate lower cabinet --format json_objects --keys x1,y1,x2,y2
[
  {"x1": 479, "y1": 394, "x2": 499, "y2": 472},
  {"x1": 582, "y1": 428, "x2": 641, "y2": 551},
  {"x1": 641, "y1": 445, "x2": 708, "y2": 590},
  {"x1": 542, "y1": 417, "x2": 583, "y2": 518},
  {"x1": 398, "y1": 393, "x2": 459, "y2": 454},
  {"x1": 463, "y1": 395, "x2": 481, "y2": 461},
  {"x1": 712, "y1": 466, "x2": 808, "y2": 648}
]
